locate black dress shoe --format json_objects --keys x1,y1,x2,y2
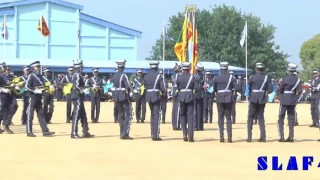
[
  {"x1": 152, "y1": 137, "x2": 162, "y2": 141},
  {"x1": 204, "y1": 121, "x2": 208, "y2": 123},
  {"x1": 285, "y1": 137, "x2": 294, "y2": 142},
  {"x1": 83, "y1": 133, "x2": 95, "y2": 138},
  {"x1": 173, "y1": 128, "x2": 181, "y2": 131},
  {"x1": 258, "y1": 138, "x2": 266, "y2": 142},
  {"x1": 317, "y1": 139, "x2": 320, "y2": 142},
  {"x1": 309, "y1": 124, "x2": 316, "y2": 127},
  {"x1": 188, "y1": 138, "x2": 194, "y2": 142},
  {"x1": 22, "y1": 122, "x2": 26, "y2": 125},
  {"x1": 183, "y1": 137, "x2": 188, "y2": 141},
  {"x1": 27, "y1": 133, "x2": 36, "y2": 137},
  {"x1": 141, "y1": 120, "x2": 145, "y2": 123},
  {"x1": 228, "y1": 138, "x2": 232, "y2": 143},
  {"x1": 114, "y1": 120, "x2": 118, "y2": 123},
  {"x1": 294, "y1": 122, "x2": 299, "y2": 126},
  {"x1": 232, "y1": 122, "x2": 235, "y2": 124},
  {"x1": 43, "y1": 132, "x2": 55, "y2": 136},
  {"x1": 246, "y1": 138, "x2": 252, "y2": 142},
  {"x1": 4, "y1": 127, "x2": 13, "y2": 134},
  {"x1": 47, "y1": 122, "x2": 52, "y2": 124},
  {"x1": 136, "y1": 120, "x2": 140, "y2": 123},
  {"x1": 278, "y1": 136, "x2": 285, "y2": 142},
  {"x1": 209, "y1": 121, "x2": 212, "y2": 123},
  {"x1": 121, "y1": 135, "x2": 133, "y2": 140},
  {"x1": 66, "y1": 120, "x2": 71, "y2": 123},
  {"x1": 71, "y1": 135, "x2": 82, "y2": 139},
  {"x1": 220, "y1": 138, "x2": 224, "y2": 143},
  {"x1": 162, "y1": 120, "x2": 165, "y2": 124}
]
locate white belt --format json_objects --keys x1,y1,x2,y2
[
  {"x1": 284, "y1": 91, "x2": 294, "y2": 94},
  {"x1": 217, "y1": 90, "x2": 231, "y2": 93},
  {"x1": 180, "y1": 89, "x2": 192, "y2": 92},
  {"x1": 252, "y1": 90, "x2": 265, "y2": 92},
  {"x1": 115, "y1": 88, "x2": 126, "y2": 91},
  {"x1": 147, "y1": 89, "x2": 160, "y2": 92}
]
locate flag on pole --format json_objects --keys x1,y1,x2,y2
[
  {"x1": 240, "y1": 21, "x2": 247, "y2": 47},
  {"x1": 186, "y1": 11, "x2": 193, "y2": 63},
  {"x1": 174, "y1": 11, "x2": 188, "y2": 62},
  {"x1": 1, "y1": 16, "x2": 8, "y2": 40},
  {"x1": 37, "y1": 16, "x2": 50, "y2": 36},
  {"x1": 191, "y1": 11, "x2": 198, "y2": 74}
]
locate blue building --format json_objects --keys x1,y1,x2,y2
[
  {"x1": 0, "y1": 0, "x2": 250, "y2": 76},
  {"x1": 0, "y1": 0, "x2": 142, "y2": 62}
]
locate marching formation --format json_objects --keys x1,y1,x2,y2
[{"x1": 0, "y1": 59, "x2": 318, "y2": 143}]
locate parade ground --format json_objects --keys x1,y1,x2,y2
[{"x1": 1, "y1": 102, "x2": 320, "y2": 180}]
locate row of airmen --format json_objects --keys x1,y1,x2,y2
[{"x1": 0, "y1": 59, "x2": 315, "y2": 142}]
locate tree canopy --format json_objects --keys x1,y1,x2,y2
[
  {"x1": 299, "y1": 34, "x2": 320, "y2": 81},
  {"x1": 146, "y1": 4, "x2": 289, "y2": 79}
]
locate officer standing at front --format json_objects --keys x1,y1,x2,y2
[
  {"x1": 246, "y1": 63, "x2": 272, "y2": 142},
  {"x1": 159, "y1": 70, "x2": 168, "y2": 124},
  {"x1": 203, "y1": 70, "x2": 214, "y2": 123},
  {"x1": 213, "y1": 62, "x2": 237, "y2": 143},
  {"x1": 61, "y1": 66, "x2": 74, "y2": 123},
  {"x1": 277, "y1": 63, "x2": 302, "y2": 142},
  {"x1": 19, "y1": 66, "x2": 30, "y2": 125},
  {"x1": 310, "y1": 68, "x2": 320, "y2": 127},
  {"x1": 143, "y1": 61, "x2": 165, "y2": 141},
  {"x1": 70, "y1": 59, "x2": 94, "y2": 139},
  {"x1": 0, "y1": 62, "x2": 13, "y2": 134},
  {"x1": 88, "y1": 68, "x2": 103, "y2": 123},
  {"x1": 171, "y1": 63, "x2": 181, "y2": 130},
  {"x1": 111, "y1": 60, "x2": 133, "y2": 140},
  {"x1": 194, "y1": 63, "x2": 205, "y2": 131},
  {"x1": 133, "y1": 69, "x2": 146, "y2": 123},
  {"x1": 25, "y1": 61, "x2": 55, "y2": 137},
  {"x1": 42, "y1": 67, "x2": 55, "y2": 124},
  {"x1": 176, "y1": 62, "x2": 197, "y2": 142},
  {"x1": 229, "y1": 70, "x2": 237, "y2": 124}
]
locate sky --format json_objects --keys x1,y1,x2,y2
[{"x1": 5, "y1": 0, "x2": 320, "y2": 68}]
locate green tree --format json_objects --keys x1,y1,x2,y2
[
  {"x1": 146, "y1": 4, "x2": 288, "y2": 79},
  {"x1": 299, "y1": 34, "x2": 320, "y2": 82}
]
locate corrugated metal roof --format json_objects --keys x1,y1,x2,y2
[
  {"x1": 0, "y1": 0, "x2": 83, "y2": 10},
  {"x1": 80, "y1": 13, "x2": 142, "y2": 38}
]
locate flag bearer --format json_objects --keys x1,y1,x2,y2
[
  {"x1": 203, "y1": 70, "x2": 214, "y2": 123},
  {"x1": 171, "y1": 63, "x2": 181, "y2": 130},
  {"x1": 176, "y1": 62, "x2": 197, "y2": 142},
  {"x1": 133, "y1": 69, "x2": 146, "y2": 123},
  {"x1": 194, "y1": 63, "x2": 205, "y2": 131}
]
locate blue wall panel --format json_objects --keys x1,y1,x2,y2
[
  {"x1": 109, "y1": 29, "x2": 131, "y2": 38},
  {"x1": 0, "y1": 44, "x2": 15, "y2": 58},
  {"x1": 109, "y1": 37, "x2": 134, "y2": 47},
  {"x1": 49, "y1": 45, "x2": 76, "y2": 59},
  {"x1": 18, "y1": 19, "x2": 43, "y2": 44},
  {"x1": 49, "y1": 3, "x2": 76, "y2": 22},
  {"x1": 80, "y1": 46, "x2": 105, "y2": 60},
  {"x1": 109, "y1": 47, "x2": 134, "y2": 60},
  {"x1": 17, "y1": 44, "x2": 42, "y2": 58},
  {"x1": 49, "y1": 21, "x2": 76, "y2": 45},
  {"x1": 81, "y1": 36, "x2": 105, "y2": 47},
  {"x1": 18, "y1": 3, "x2": 46, "y2": 20},
  {"x1": 80, "y1": 20, "x2": 106, "y2": 36}
]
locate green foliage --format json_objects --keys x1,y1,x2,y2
[
  {"x1": 146, "y1": 4, "x2": 289, "y2": 79},
  {"x1": 299, "y1": 34, "x2": 320, "y2": 81}
]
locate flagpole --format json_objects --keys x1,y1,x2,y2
[
  {"x1": 192, "y1": 6, "x2": 196, "y2": 74},
  {"x1": 3, "y1": 14, "x2": 6, "y2": 62},
  {"x1": 40, "y1": 13, "x2": 43, "y2": 61},
  {"x1": 245, "y1": 21, "x2": 248, "y2": 102},
  {"x1": 162, "y1": 20, "x2": 165, "y2": 73}
]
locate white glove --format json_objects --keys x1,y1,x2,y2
[
  {"x1": 49, "y1": 85, "x2": 54, "y2": 89},
  {"x1": 93, "y1": 84, "x2": 97, "y2": 88},
  {"x1": 111, "y1": 87, "x2": 115, "y2": 91},
  {"x1": 236, "y1": 92, "x2": 241, "y2": 96},
  {"x1": 1, "y1": 88, "x2": 10, "y2": 93},
  {"x1": 10, "y1": 84, "x2": 15, "y2": 87},
  {"x1": 15, "y1": 86, "x2": 20, "y2": 90},
  {"x1": 107, "y1": 92, "x2": 112, "y2": 96},
  {"x1": 268, "y1": 94, "x2": 271, "y2": 97},
  {"x1": 130, "y1": 92, "x2": 133, "y2": 97},
  {"x1": 34, "y1": 89, "x2": 43, "y2": 94}
]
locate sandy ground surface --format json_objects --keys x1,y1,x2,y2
[{"x1": 1, "y1": 101, "x2": 320, "y2": 180}]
